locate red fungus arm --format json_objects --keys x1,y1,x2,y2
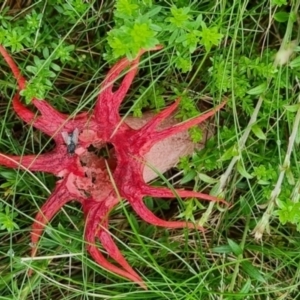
[
  {"x1": 0, "y1": 46, "x2": 76, "y2": 136},
  {"x1": 0, "y1": 45, "x2": 26, "y2": 89},
  {"x1": 125, "y1": 192, "x2": 204, "y2": 231},
  {"x1": 0, "y1": 146, "x2": 76, "y2": 175},
  {"x1": 12, "y1": 94, "x2": 65, "y2": 137},
  {"x1": 13, "y1": 93, "x2": 94, "y2": 140},
  {"x1": 12, "y1": 94, "x2": 35, "y2": 124},
  {"x1": 86, "y1": 195, "x2": 145, "y2": 286},
  {"x1": 94, "y1": 57, "x2": 139, "y2": 128},
  {"x1": 97, "y1": 225, "x2": 142, "y2": 281},
  {"x1": 150, "y1": 101, "x2": 226, "y2": 144},
  {"x1": 137, "y1": 99, "x2": 180, "y2": 137},
  {"x1": 143, "y1": 186, "x2": 227, "y2": 204},
  {"x1": 30, "y1": 178, "x2": 77, "y2": 260},
  {"x1": 85, "y1": 200, "x2": 145, "y2": 288},
  {"x1": 127, "y1": 101, "x2": 226, "y2": 154},
  {"x1": 94, "y1": 46, "x2": 162, "y2": 131}
]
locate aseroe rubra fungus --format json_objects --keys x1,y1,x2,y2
[{"x1": 0, "y1": 45, "x2": 225, "y2": 288}]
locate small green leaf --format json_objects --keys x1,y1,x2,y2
[
  {"x1": 144, "y1": 196, "x2": 154, "y2": 210},
  {"x1": 33, "y1": 55, "x2": 41, "y2": 66},
  {"x1": 128, "y1": 213, "x2": 139, "y2": 231},
  {"x1": 180, "y1": 170, "x2": 197, "y2": 184},
  {"x1": 43, "y1": 47, "x2": 49, "y2": 58},
  {"x1": 251, "y1": 125, "x2": 266, "y2": 140},
  {"x1": 194, "y1": 14, "x2": 203, "y2": 29},
  {"x1": 271, "y1": 0, "x2": 287, "y2": 7},
  {"x1": 168, "y1": 6, "x2": 191, "y2": 29},
  {"x1": 290, "y1": 12, "x2": 297, "y2": 22},
  {"x1": 240, "y1": 279, "x2": 252, "y2": 294},
  {"x1": 150, "y1": 24, "x2": 162, "y2": 31},
  {"x1": 198, "y1": 173, "x2": 218, "y2": 184},
  {"x1": 274, "y1": 11, "x2": 289, "y2": 22},
  {"x1": 239, "y1": 196, "x2": 251, "y2": 215},
  {"x1": 237, "y1": 161, "x2": 253, "y2": 179},
  {"x1": 26, "y1": 65, "x2": 37, "y2": 74},
  {"x1": 276, "y1": 198, "x2": 286, "y2": 209},
  {"x1": 257, "y1": 179, "x2": 270, "y2": 185},
  {"x1": 169, "y1": 29, "x2": 178, "y2": 44},
  {"x1": 211, "y1": 245, "x2": 232, "y2": 254},
  {"x1": 286, "y1": 168, "x2": 295, "y2": 185},
  {"x1": 145, "y1": 6, "x2": 162, "y2": 18},
  {"x1": 247, "y1": 83, "x2": 267, "y2": 95},
  {"x1": 289, "y1": 56, "x2": 300, "y2": 69},
  {"x1": 175, "y1": 56, "x2": 192, "y2": 72},
  {"x1": 51, "y1": 63, "x2": 61, "y2": 71},
  {"x1": 115, "y1": 0, "x2": 139, "y2": 18},
  {"x1": 219, "y1": 144, "x2": 239, "y2": 161},
  {"x1": 199, "y1": 26, "x2": 223, "y2": 52},
  {"x1": 241, "y1": 261, "x2": 266, "y2": 282},
  {"x1": 284, "y1": 104, "x2": 300, "y2": 112},
  {"x1": 227, "y1": 238, "x2": 243, "y2": 256}
]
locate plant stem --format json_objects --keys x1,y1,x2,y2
[
  {"x1": 253, "y1": 79, "x2": 300, "y2": 239},
  {"x1": 229, "y1": 215, "x2": 250, "y2": 292}
]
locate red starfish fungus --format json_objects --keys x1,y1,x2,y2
[{"x1": 0, "y1": 45, "x2": 226, "y2": 288}]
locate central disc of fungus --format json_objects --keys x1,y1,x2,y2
[
  {"x1": 74, "y1": 141, "x2": 117, "y2": 203},
  {"x1": 0, "y1": 45, "x2": 226, "y2": 289}
]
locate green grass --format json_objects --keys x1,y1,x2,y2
[{"x1": 1, "y1": 0, "x2": 300, "y2": 299}]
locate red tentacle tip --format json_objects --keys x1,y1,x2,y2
[{"x1": 0, "y1": 45, "x2": 226, "y2": 288}]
